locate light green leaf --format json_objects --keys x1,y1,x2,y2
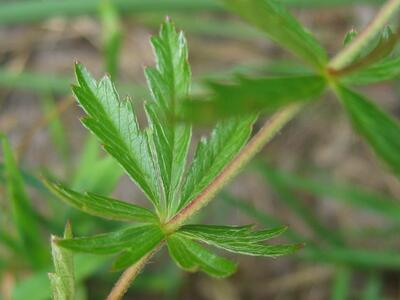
[
  {"x1": 337, "y1": 86, "x2": 400, "y2": 177},
  {"x1": 144, "y1": 18, "x2": 191, "y2": 215},
  {"x1": 49, "y1": 222, "x2": 75, "y2": 300},
  {"x1": 44, "y1": 180, "x2": 157, "y2": 223},
  {"x1": 178, "y1": 116, "x2": 255, "y2": 213},
  {"x1": 178, "y1": 224, "x2": 299, "y2": 257},
  {"x1": 1, "y1": 135, "x2": 48, "y2": 268},
  {"x1": 182, "y1": 75, "x2": 326, "y2": 122},
  {"x1": 56, "y1": 224, "x2": 162, "y2": 254},
  {"x1": 72, "y1": 63, "x2": 160, "y2": 209},
  {"x1": 223, "y1": 0, "x2": 327, "y2": 69},
  {"x1": 167, "y1": 234, "x2": 236, "y2": 278},
  {"x1": 179, "y1": 224, "x2": 286, "y2": 242},
  {"x1": 342, "y1": 55, "x2": 400, "y2": 85}
]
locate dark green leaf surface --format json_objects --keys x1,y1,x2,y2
[
  {"x1": 343, "y1": 55, "x2": 400, "y2": 85},
  {"x1": 337, "y1": 86, "x2": 400, "y2": 177},
  {"x1": 167, "y1": 234, "x2": 236, "y2": 278},
  {"x1": 223, "y1": 0, "x2": 327, "y2": 69},
  {"x1": 145, "y1": 19, "x2": 191, "y2": 215},
  {"x1": 1, "y1": 135, "x2": 47, "y2": 268},
  {"x1": 182, "y1": 75, "x2": 326, "y2": 122},
  {"x1": 178, "y1": 116, "x2": 255, "y2": 213},
  {"x1": 178, "y1": 224, "x2": 299, "y2": 257},
  {"x1": 112, "y1": 233, "x2": 164, "y2": 271},
  {"x1": 49, "y1": 223, "x2": 75, "y2": 300},
  {"x1": 45, "y1": 180, "x2": 157, "y2": 223},
  {"x1": 56, "y1": 224, "x2": 162, "y2": 254},
  {"x1": 72, "y1": 63, "x2": 160, "y2": 208}
]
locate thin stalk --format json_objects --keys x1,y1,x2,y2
[
  {"x1": 106, "y1": 244, "x2": 162, "y2": 300},
  {"x1": 328, "y1": 0, "x2": 400, "y2": 70},
  {"x1": 164, "y1": 104, "x2": 302, "y2": 232}
]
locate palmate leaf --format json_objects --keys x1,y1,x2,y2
[
  {"x1": 177, "y1": 116, "x2": 255, "y2": 214},
  {"x1": 145, "y1": 18, "x2": 191, "y2": 214},
  {"x1": 223, "y1": 0, "x2": 327, "y2": 69},
  {"x1": 178, "y1": 224, "x2": 299, "y2": 257},
  {"x1": 72, "y1": 63, "x2": 160, "y2": 209},
  {"x1": 1, "y1": 135, "x2": 48, "y2": 268},
  {"x1": 56, "y1": 224, "x2": 163, "y2": 255},
  {"x1": 44, "y1": 180, "x2": 157, "y2": 223},
  {"x1": 49, "y1": 223, "x2": 75, "y2": 300},
  {"x1": 182, "y1": 75, "x2": 326, "y2": 122},
  {"x1": 167, "y1": 234, "x2": 237, "y2": 278},
  {"x1": 337, "y1": 86, "x2": 400, "y2": 177}
]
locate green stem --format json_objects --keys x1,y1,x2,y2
[
  {"x1": 164, "y1": 104, "x2": 302, "y2": 232},
  {"x1": 328, "y1": 0, "x2": 400, "y2": 70}
]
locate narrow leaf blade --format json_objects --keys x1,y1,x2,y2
[
  {"x1": 167, "y1": 234, "x2": 237, "y2": 278},
  {"x1": 56, "y1": 224, "x2": 161, "y2": 254},
  {"x1": 1, "y1": 135, "x2": 47, "y2": 268},
  {"x1": 223, "y1": 0, "x2": 327, "y2": 69},
  {"x1": 49, "y1": 222, "x2": 75, "y2": 300},
  {"x1": 337, "y1": 86, "x2": 400, "y2": 177},
  {"x1": 145, "y1": 18, "x2": 192, "y2": 214},
  {"x1": 73, "y1": 64, "x2": 160, "y2": 208},
  {"x1": 182, "y1": 75, "x2": 325, "y2": 122},
  {"x1": 44, "y1": 180, "x2": 157, "y2": 223},
  {"x1": 178, "y1": 116, "x2": 255, "y2": 213}
]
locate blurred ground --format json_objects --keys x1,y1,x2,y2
[{"x1": 1, "y1": 2, "x2": 400, "y2": 300}]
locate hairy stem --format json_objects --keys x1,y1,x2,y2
[
  {"x1": 328, "y1": 0, "x2": 400, "y2": 70},
  {"x1": 106, "y1": 105, "x2": 301, "y2": 299},
  {"x1": 164, "y1": 104, "x2": 302, "y2": 232},
  {"x1": 106, "y1": 244, "x2": 162, "y2": 300}
]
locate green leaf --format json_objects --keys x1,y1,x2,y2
[
  {"x1": 178, "y1": 224, "x2": 299, "y2": 257},
  {"x1": 167, "y1": 234, "x2": 236, "y2": 278},
  {"x1": 332, "y1": 26, "x2": 398, "y2": 77},
  {"x1": 144, "y1": 18, "x2": 191, "y2": 215},
  {"x1": 49, "y1": 222, "x2": 75, "y2": 300},
  {"x1": 337, "y1": 86, "x2": 400, "y2": 177},
  {"x1": 1, "y1": 135, "x2": 48, "y2": 268},
  {"x1": 179, "y1": 224, "x2": 286, "y2": 242},
  {"x1": 72, "y1": 63, "x2": 160, "y2": 209},
  {"x1": 223, "y1": 0, "x2": 327, "y2": 69},
  {"x1": 112, "y1": 231, "x2": 164, "y2": 271},
  {"x1": 56, "y1": 224, "x2": 163, "y2": 254},
  {"x1": 182, "y1": 75, "x2": 326, "y2": 122},
  {"x1": 177, "y1": 116, "x2": 255, "y2": 213},
  {"x1": 342, "y1": 55, "x2": 400, "y2": 85},
  {"x1": 44, "y1": 180, "x2": 157, "y2": 223}
]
